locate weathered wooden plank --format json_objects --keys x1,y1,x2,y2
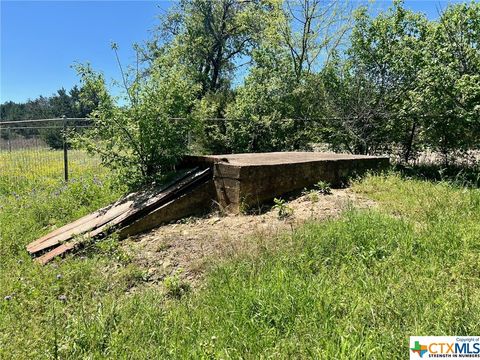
[
  {"x1": 35, "y1": 242, "x2": 77, "y2": 265},
  {"x1": 25, "y1": 195, "x2": 137, "y2": 252},
  {"x1": 118, "y1": 179, "x2": 216, "y2": 238},
  {"x1": 27, "y1": 190, "x2": 147, "y2": 253},
  {"x1": 27, "y1": 168, "x2": 201, "y2": 255},
  {"x1": 26, "y1": 210, "x2": 102, "y2": 252},
  {"x1": 85, "y1": 168, "x2": 212, "y2": 238},
  {"x1": 28, "y1": 168, "x2": 212, "y2": 263},
  {"x1": 27, "y1": 200, "x2": 134, "y2": 253}
]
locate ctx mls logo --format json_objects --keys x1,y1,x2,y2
[
  {"x1": 410, "y1": 336, "x2": 480, "y2": 359},
  {"x1": 410, "y1": 341, "x2": 428, "y2": 358}
]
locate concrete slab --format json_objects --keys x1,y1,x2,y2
[
  {"x1": 28, "y1": 152, "x2": 389, "y2": 264},
  {"x1": 187, "y1": 152, "x2": 384, "y2": 166},
  {"x1": 184, "y1": 152, "x2": 389, "y2": 213}
]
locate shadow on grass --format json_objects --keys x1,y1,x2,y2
[{"x1": 394, "y1": 162, "x2": 480, "y2": 188}]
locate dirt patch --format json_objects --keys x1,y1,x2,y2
[{"x1": 122, "y1": 188, "x2": 375, "y2": 288}]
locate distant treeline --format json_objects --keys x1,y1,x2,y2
[
  {"x1": 0, "y1": 86, "x2": 95, "y2": 122},
  {"x1": 0, "y1": 86, "x2": 98, "y2": 149}
]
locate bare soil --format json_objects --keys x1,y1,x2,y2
[{"x1": 122, "y1": 188, "x2": 375, "y2": 287}]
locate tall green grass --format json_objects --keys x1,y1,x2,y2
[
  {"x1": 0, "y1": 154, "x2": 131, "y2": 358},
  {"x1": 1, "y1": 172, "x2": 479, "y2": 358},
  {"x1": 0, "y1": 149, "x2": 101, "y2": 195}
]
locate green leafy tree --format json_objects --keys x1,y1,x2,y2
[
  {"x1": 74, "y1": 49, "x2": 201, "y2": 187},
  {"x1": 1, "y1": 86, "x2": 97, "y2": 148},
  {"x1": 325, "y1": 1, "x2": 428, "y2": 158},
  {"x1": 147, "y1": 0, "x2": 272, "y2": 96},
  {"x1": 323, "y1": 1, "x2": 479, "y2": 163},
  {"x1": 224, "y1": 46, "x2": 304, "y2": 152},
  {"x1": 280, "y1": 0, "x2": 352, "y2": 81},
  {"x1": 320, "y1": 59, "x2": 391, "y2": 154},
  {"x1": 418, "y1": 2, "x2": 480, "y2": 164},
  {"x1": 142, "y1": 0, "x2": 283, "y2": 155},
  {"x1": 219, "y1": 0, "x2": 350, "y2": 153}
]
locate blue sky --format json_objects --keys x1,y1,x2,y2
[
  {"x1": 0, "y1": 0, "x2": 467, "y2": 104},
  {"x1": 1, "y1": 0, "x2": 171, "y2": 103}
]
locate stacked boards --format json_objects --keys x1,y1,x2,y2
[{"x1": 27, "y1": 168, "x2": 212, "y2": 264}]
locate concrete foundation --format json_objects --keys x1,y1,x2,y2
[
  {"x1": 184, "y1": 152, "x2": 389, "y2": 213},
  {"x1": 29, "y1": 152, "x2": 390, "y2": 264}
]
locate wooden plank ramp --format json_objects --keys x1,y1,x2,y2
[{"x1": 27, "y1": 167, "x2": 212, "y2": 264}]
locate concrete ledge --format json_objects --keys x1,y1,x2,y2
[{"x1": 184, "y1": 152, "x2": 389, "y2": 213}]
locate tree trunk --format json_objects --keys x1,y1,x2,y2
[{"x1": 404, "y1": 120, "x2": 417, "y2": 163}]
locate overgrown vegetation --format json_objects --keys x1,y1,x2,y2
[
  {"x1": 314, "y1": 180, "x2": 332, "y2": 195},
  {"x1": 396, "y1": 162, "x2": 480, "y2": 188},
  {"x1": 4, "y1": 0, "x2": 475, "y2": 186},
  {"x1": 0, "y1": 149, "x2": 101, "y2": 194},
  {"x1": 73, "y1": 56, "x2": 200, "y2": 187},
  {"x1": 0, "y1": 159, "x2": 129, "y2": 358},
  {"x1": 1, "y1": 1, "x2": 479, "y2": 357},
  {"x1": 272, "y1": 197, "x2": 294, "y2": 219},
  {"x1": 1, "y1": 171, "x2": 479, "y2": 358}
]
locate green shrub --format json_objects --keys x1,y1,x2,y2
[
  {"x1": 314, "y1": 180, "x2": 332, "y2": 195},
  {"x1": 73, "y1": 49, "x2": 201, "y2": 188},
  {"x1": 272, "y1": 197, "x2": 293, "y2": 219}
]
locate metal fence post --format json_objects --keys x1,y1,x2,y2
[
  {"x1": 8, "y1": 127, "x2": 12, "y2": 152},
  {"x1": 62, "y1": 115, "x2": 69, "y2": 182}
]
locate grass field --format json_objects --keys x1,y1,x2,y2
[
  {"x1": 1, "y1": 156, "x2": 479, "y2": 358},
  {"x1": 0, "y1": 149, "x2": 101, "y2": 195}
]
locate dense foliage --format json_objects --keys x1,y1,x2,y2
[
  {"x1": 324, "y1": 1, "x2": 480, "y2": 163},
  {"x1": 73, "y1": 50, "x2": 201, "y2": 186},
  {"x1": 2, "y1": 0, "x2": 479, "y2": 182}
]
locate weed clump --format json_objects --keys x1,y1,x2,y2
[{"x1": 272, "y1": 197, "x2": 293, "y2": 219}]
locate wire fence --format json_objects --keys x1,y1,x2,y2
[
  {"x1": 3, "y1": 116, "x2": 477, "y2": 192},
  {"x1": 0, "y1": 116, "x2": 326, "y2": 191},
  {"x1": 0, "y1": 118, "x2": 100, "y2": 188}
]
